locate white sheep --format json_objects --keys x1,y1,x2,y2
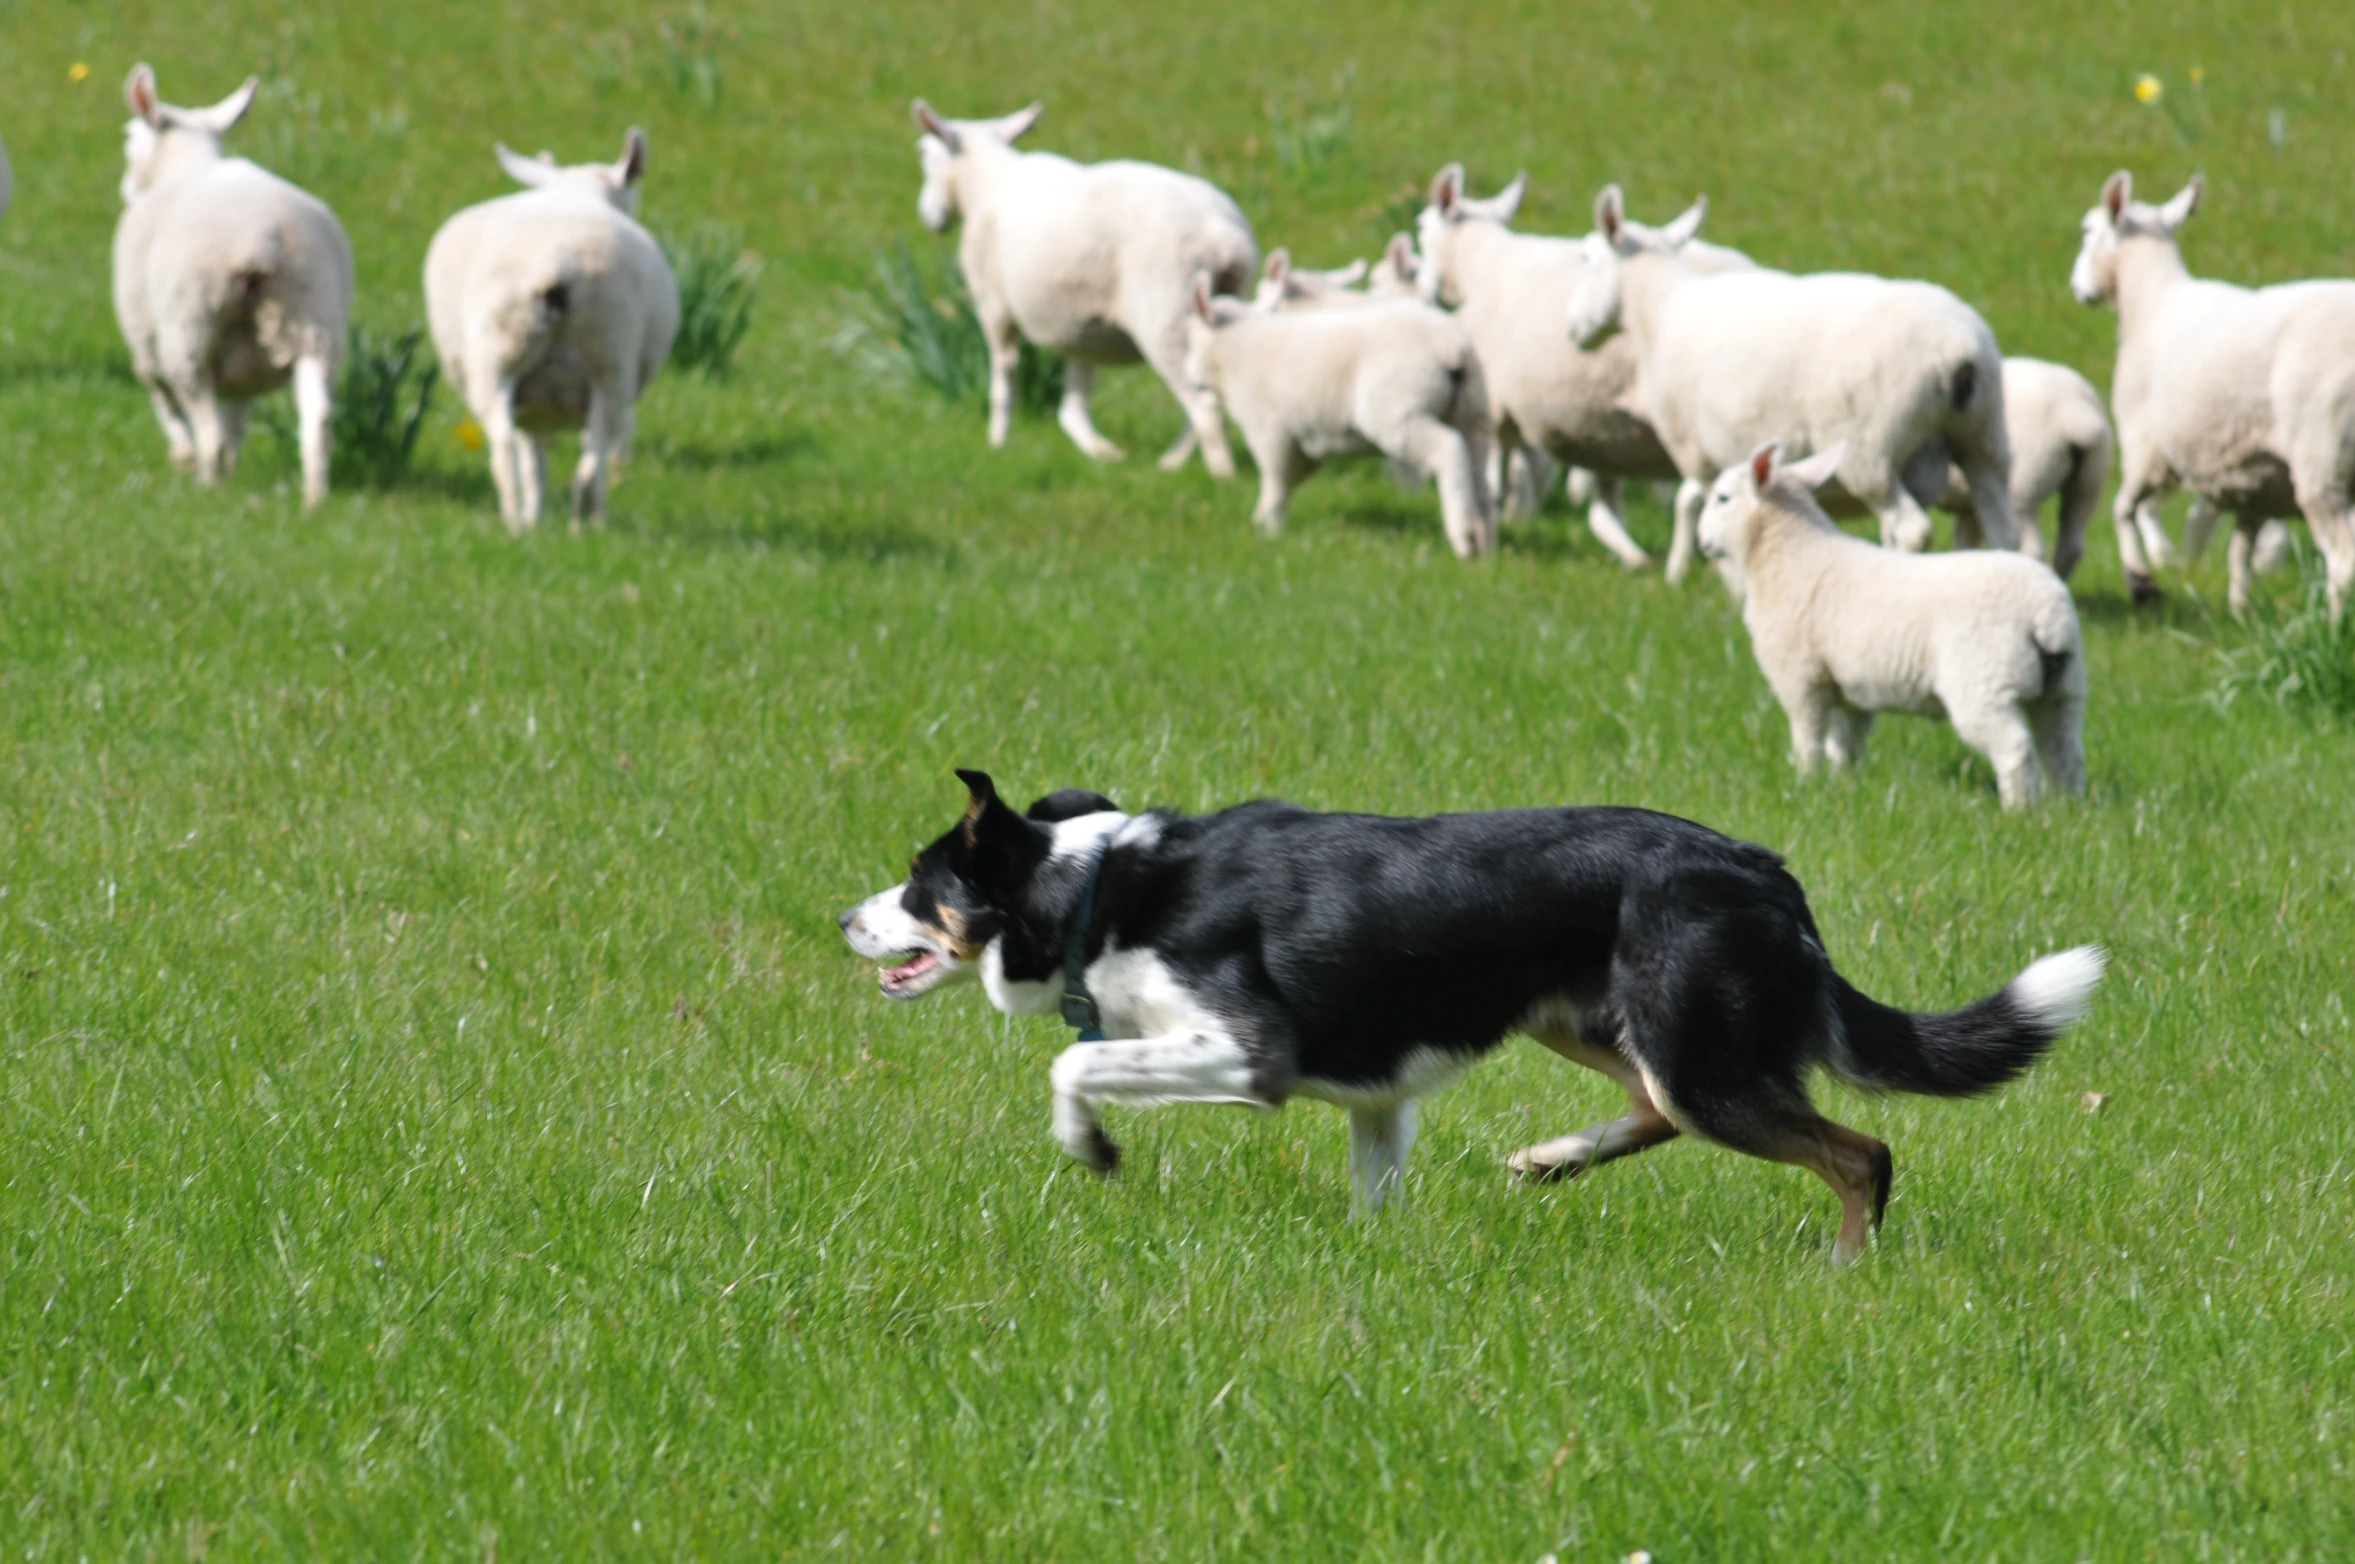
[
  {"x1": 2070, "y1": 171, "x2": 2355, "y2": 616},
  {"x1": 1183, "y1": 275, "x2": 1494, "y2": 557},
  {"x1": 1570, "y1": 186, "x2": 2017, "y2": 583},
  {"x1": 1701, "y1": 442, "x2": 2086, "y2": 811},
  {"x1": 424, "y1": 131, "x2": 679, "y2": 532},
  {"x1": 912, "y1": 100, "x2": 1256, "y2": 476},
  {"x1": 1937, "y1": 357, "x2": 2114, "y2": 579},
  {"x1": 1415, "y1": 167, "x2": 1759, "y2": 569},
  {"x1": 111, "y1": 66, "x2": 353, "y2": 507},
  {"x1": 1249, "y1": 248, "x2": 1370, "y2": 311}
]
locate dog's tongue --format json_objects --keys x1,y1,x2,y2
[{"x1": 881, "y1": 951, "x2": 938, "y2": 989}]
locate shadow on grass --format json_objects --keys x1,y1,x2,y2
[
  {"x1": 630, "y1": 501, "x2": 957, "y2": 562},
  {"x1": 641, "y1": 432, "x2": 818, "y2": 474}
]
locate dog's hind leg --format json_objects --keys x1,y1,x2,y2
[
  {"x1": 1048, "y1": 1031, "x2": 1268, "y2": 1175},
  {"x1": 1508, "y1": 1096, "x2": 1678, "y2": 1182},
  {"x1": 1511, "y1": 1028, "x2": 1680, "y2": 1181},
  {"x1": 1349, "y1": 1101, "x2": 1419, "y2": 1214},
  {"x1": 1670, "y1": 1092, "x2": 1893, "y2": 1264}
]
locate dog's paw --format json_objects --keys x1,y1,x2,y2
[
  {"x1": 1507, "y1": 1138, "x2": 1590, "y2": 1183},
  {"x1": 1080, "y1": 1125, "x2": 1122, "y2": 1175}
]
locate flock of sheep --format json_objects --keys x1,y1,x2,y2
[
  {"x1": 52, "y1": 71, "x2": 2355, "y2": 808},
  {"x1": 109, "y1": 67, "x2": 676, "y2": 528}
]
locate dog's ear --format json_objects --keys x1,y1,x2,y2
[
  {"x1": 953, "y1": 768, "x2": 1003, "y2": 845},
  {"x1": 1025, "y1": 788, "x2": 1118, "y2": 822}
]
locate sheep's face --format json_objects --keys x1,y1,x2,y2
[
  {"x1": 2069, "y1": 209, "x2": 2120, "y2": 306},
  {"x1": 1697, "y1": 462, "x2": 1759, "y2": 565},
  {"x1": 1564, "y1": 234, "x2": 1624, "y2": 347},
  {"x1": 2073, "y1": 172, "x2": 2201, "y2": 306},
  {"x1": 120, "y1": 118, "x2": 164, "y2": 201},
  {"x1": 916, "y1": 135, "x2": 958, "y2": 231}
]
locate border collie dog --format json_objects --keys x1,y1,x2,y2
[{"x1": 841, "y1": 771, "x2": 2103, "y2": 1261}]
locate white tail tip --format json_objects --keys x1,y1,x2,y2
[{"x1": 2010, "y1": 945, "x2": 2106, "y2": 1031}]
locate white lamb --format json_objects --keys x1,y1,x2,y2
[
  {"x1": 1569, "y1": 186, "x2": 2017, "y2": 583},
  {"x1": 111, "y1": 66, "x2": 353, "y2": 507},
  {"x1": 424, "y1": 131, "x2": 679, "y2": 532},
  {"x1": 1183, "y1": 275, "x2": 1494, "y2": 557},
  {"x1": 1416, "y1": 168, "x2": 1755, "y2": 570},
  {"x1": 1701, "y1": 442, "x2": 2086, "y2": 811},
  {"x1": 913, "y1": 100, "x2": 1256, "y2": 476},
  {"x1": 1937, "y1": 357, "x2": 2114, "y2": 579},
  {"x1": 2070, "y1": 171, "x2": 2355, "y2": 616}
]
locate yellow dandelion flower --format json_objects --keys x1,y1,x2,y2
[
  {"x1": 68, "y1": 61, "x2": 90, "y2": 83},
  {"x1": 2189, "y1": 66, "x2": 2204, "y2": 87},
  {"x1": 457, "y1": 418, "x2": 486, "y2": 452},
  {"x1": 2134, "y1": 74, "x2": 2163, "y2": 105}
]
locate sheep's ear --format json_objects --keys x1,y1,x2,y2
[
  {"x1": 993, "y1": 102, "x2": 1044, "y2": 142},
  {"x1": 1783, "y1": 442, "x2": 1846, "y2": 491},
  {"x1": 125, "y1": 64, "x2": 165, "y2": 127},
  {"x1": 1331, "y1": 257, "x2": 1369, "y2": 286},
  {"x1": 616, "y1": 127, "x2": 649, "y2": 187},
  {"x1": 1662, "y1": 195, "x2": 1708, "y2": 248},
  {"x1": 2159, "y1": 175, "x2": 2202, "y2": 229},
  {"x1": 1747, "y1": 441, "x2": 1782, "y2": 490},
  {"x1": 190, "y1": 76, "x2": 259, "y2": 134},
  {"x1": 1191, "y1": 272, "x2": 1216, "y2": 323},
  {"x1": 1492, "y1": 171, "x2": 1528, "y2": 221},
  {"x1": 1430, "y1": 162, "x2": 1464, "y2": 216},
  {"x1": 2100, "y1": 171, "x2": 2131, "y2": 223},
  {"x1": 911, "y1": 99, "x2": 961, "y2": 154},
  {"x1": 1387, "y1": 233, "x2": 1419, "y2": 278},
  {"x1": 496, "y1": 143, "x2": 559, "y2": 188},
  {"x1": 1594, "y1": 184, "x2": 1625, "y2": 244},
  {"x1": 1262, "y1": 248, "x2": 1290, "y2": 285}
]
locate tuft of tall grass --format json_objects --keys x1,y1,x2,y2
[
  {"x1": 830, "y1": 242, "x2": 1063, "y2": 413},
  {"x1": 658, "y1": 223, "x2": 761, "y2": 381},
  {"x1": 1267, "y1": 66, "x2": 1356, "y2": 175},
  {"x1": 260, "y1": 323, "x2": 439, "y2": 486},
  {"x1": 2208, "y1": 535, "x2": 2355, "y2": 721}
]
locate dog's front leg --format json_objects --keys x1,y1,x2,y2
[
  {"x1": 1349, "y1": 1101, "x2": 1419, "y2": 1214},
  {"x1": 1047, "y1": 1031, "x2": 1267, "y2": 1177}
]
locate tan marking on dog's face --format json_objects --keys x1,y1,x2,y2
[{"x1": 930, "y1": 903, "x2": 986, "y2": 962}]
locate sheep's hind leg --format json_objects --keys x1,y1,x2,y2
[
  {"x1": 143, "y1": 383, "x2": 197, "y2": 473},
  {"x1": 293, "y1": 354, "x2": 332, "y2": 508},
  {"x1": 571, "y1": 385, "x2": 635, "y2": 530},
  {"x1": 1055, "y1": 360, "x2": 1124, "y2": 462},
  {"x1": 1949, "y1": 699, "x2": 2041, "y2": 810},
  {"x1": 481, "y1": 384, "x2": 531, "y2": 532},
  {"x1": 1872, "y1": 487, "x2": 1937, "y2": 553},
  {"x1": 2030, "y1": 686, "x2": 2087, "y2": 799},
  {"x1": 1825, "y1": 705, "x2": 1875, "y2": 771},
  {"x1": 1396, "y1": 416, "x2": 1491, "y2": 558},
  {"x1": 2225, "y1": 517, "x2": 2258, "y2": 617},
  {"x1": 181, "y1": 388, "x2": 232, "y2": 487},
  {"x1": 1587, "y1": 476, "x2": 1654, "y2": 570},
  {"x1": 1664, "y1": 477, "x2": 1706, "y2": 584},
  {"x1": 1137, "y1": 325, "x2": 1236, "y2": 480},
  {"x1": 1247, "y1": 432, "x2": 1307, "y2": 538},
  {"x1": 215, "y1": 401, "x2": 250, "y2": 478},
  {"x1": 517, "y1": 434, "x2": 547, "y2": 527}
]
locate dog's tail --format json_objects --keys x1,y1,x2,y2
[{"x1": 1826, "y1": 946, "x2": 2104, "y2": 1097}]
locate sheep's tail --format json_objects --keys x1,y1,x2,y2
[
  {"x1": 1948, "y1": 360, "x2": 1978, "y2": 413},
  {"x1": 1825, "y1": 946, "x2": 2103, "y2": 1097}
]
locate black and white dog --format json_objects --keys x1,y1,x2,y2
[{"x1": 840, "y1": 771, "x2": 2103, "y2": 1261}]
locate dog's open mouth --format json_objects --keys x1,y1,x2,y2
[{"x1": 878, "y1": 950, "x2": 943, "y2": 997}]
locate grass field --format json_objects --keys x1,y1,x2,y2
[{"x1": 4, "y1": 2, "x2": 2354, "y2": 1557}]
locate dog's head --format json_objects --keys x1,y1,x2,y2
[{"x1": 839, "y1": 770, "x2": 1117, "y2": 1001}]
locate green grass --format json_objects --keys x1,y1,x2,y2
[{"x1": 3, "y1": 2, "x2": 2353, "y2": 1558}]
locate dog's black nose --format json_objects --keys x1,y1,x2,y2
[{"x1": 837, "y1": 909, "x2": 856, "y2": 933}]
